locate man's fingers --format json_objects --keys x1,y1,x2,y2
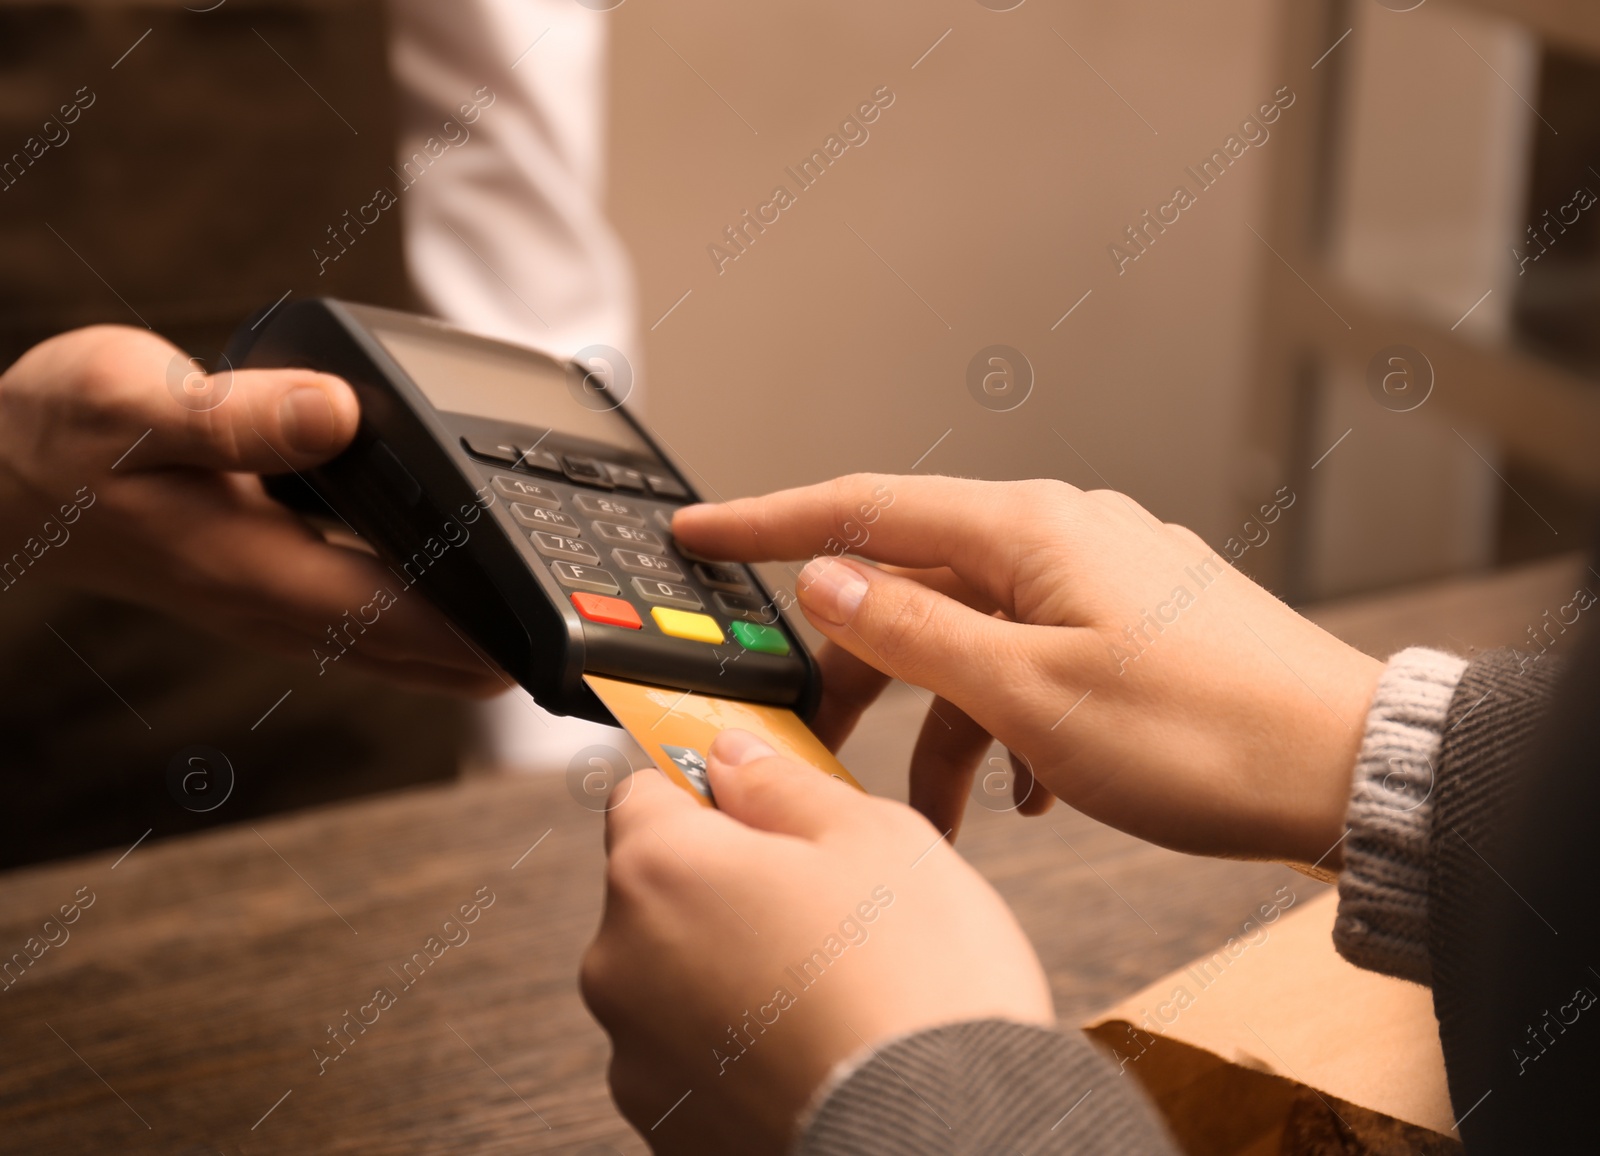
[
  {"x1": 197, "y1": 529, "x2": 483, "y2": 672},
  {"x1": 907, "y1": 699, "x2": 995, "y2": 840},
  {"x1": 85, "y1": 476, "x2": 497, "y2": 680},
  {"x1": 1, "y1": 326, "x2": 361, "y2": 479},
  {"x1": 70, "y1": 326, "x2": 358, "y2": 473},
  {"x1": 673, "y1": 474, "x2": 1042, "y2": 601},
  {"x1": 705, "y1": 731, "x2": 860, "y2": 842},
  {"x1": 136, "y1": 365, "x2": 360, "y2": 473}
]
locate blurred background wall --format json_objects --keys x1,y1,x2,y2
[
  {"x1": 601, "y1": 0, "x2": 1600, "y2": 603},
  {"x1": 607, "y1": 0, "x2": 1277, "y2": 549}
]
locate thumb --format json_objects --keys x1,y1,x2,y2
[
  {"x1": 794, "y1": 557, "x2": 1036, "y2": 722},
  {"x1": 705, "y1": 730, "x2": 860, "y2": 842},
  {"x1": 604, "y1": 766, "x2": 699, "y2": 853},
  {"x1": 147, "y1": 364, "x2": 360, "y2": 472}
]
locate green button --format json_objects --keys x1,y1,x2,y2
[{"x1": 729, "y1": 620, "x2": 790, "y2": 655}]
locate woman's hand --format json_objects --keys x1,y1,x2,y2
[
  {"x1": 0, "y1": 325, "x2": 500, "y2": 696},
  {"x1": 581, "y1": 730, "x2": 1054, "y2": 1156},
  {"x1": 673, "y1": 474, "x2": 1383, "y2": 867}
]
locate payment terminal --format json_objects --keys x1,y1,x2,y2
[{"x1": 226, "y1": 299, "x2": 817, "y2": 726}]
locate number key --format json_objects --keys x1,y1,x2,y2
[
  {"x1": 531, "y1": 532, "x2": 599, "y2": 565},
  {"x1": 592, "y1": 521, "x2": 665, "y2": 553},
  {"x1": 612, "y1": 549, "x2": 684, "y2": 579},
  {"x1": 631, "y1": 577, "x2": 702, "y2": 610},
  {"x1": 573, "y1": 494, "x2": 645, "y2": 525},
  {"x1": 492, "y1": 475, "x2": 560, "y2": 505},
  {"x1": 512, "y1": 504, "x2": 579, "y2": 533}
]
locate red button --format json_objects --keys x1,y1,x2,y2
[{"x1": 571, "y1": 592, "x2": 642, "y2": 629}]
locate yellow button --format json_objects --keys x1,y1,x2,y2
[{"x1": 650, "y1": 607, "x2": 725, "y2": 644}]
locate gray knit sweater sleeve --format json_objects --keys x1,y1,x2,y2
[
  {"x1": 1333, "y1": 646, "x2": 1468, "y2": 982},
  {"x1": 1330, "y1": 645, "x2": 1565, "y2": 984},
  {"x1": 792, "y1": 1019, "x2": 1180, "y2": 1156}
]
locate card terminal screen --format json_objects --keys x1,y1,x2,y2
[{"x1": 371, "y1": 325, "x2": 650, "y2": 455}]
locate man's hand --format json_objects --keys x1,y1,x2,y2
[
  {"x1": 0, "y1": 325, "x2": 500, "y2": 695},
  {"x1": 581, "y1": 730, "x2": 1054, "y2": 1156},
  {"x1": 674, "y1": 474, "x2": 1384, "y2": 866}
]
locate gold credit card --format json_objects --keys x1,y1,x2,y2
[{"x1": 584, "y1": 674, "x2": 864, "y2": 807}]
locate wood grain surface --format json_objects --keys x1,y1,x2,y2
[
  {"x1": 2, "y1": 554, "x2": 1576, "y2": 1153},
  {"x1": 0, "y1": 709, "x2": 1309, "y2": 1155}
]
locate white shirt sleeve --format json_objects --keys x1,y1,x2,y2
[
  {"x1": 387, "y1": 0, "x2": 637, "y2": 361},
  {"x1": 387, "y1": 0, "x2": 642, "y2": 768}
]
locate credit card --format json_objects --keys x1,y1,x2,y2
[{"x1": 583, "y1": 673, "x2": 864, "y2": 806}]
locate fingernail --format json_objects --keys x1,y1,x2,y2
[
  {"x1": 709, "y1": 729, "x2": 776, "y2": 767},
  {"x1": 280, "y1": 386, "x2": 336, "y2": 453},
  {"x1": 797, "y1": 558, "x2": 868, "y2": 626}
]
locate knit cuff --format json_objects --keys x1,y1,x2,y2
[{"x1": 1333, "y1": 646, "x2": 1468, "y2": 984}]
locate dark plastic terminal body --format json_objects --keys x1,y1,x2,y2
[{"x1": 225, "y1": 299, "x2": 819, "y2": 726}]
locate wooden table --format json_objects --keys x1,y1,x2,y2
[{"x1": 0, "y1": 554, "x2": 1582, "y2": 1153}]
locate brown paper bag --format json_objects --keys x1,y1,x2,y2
[{"x1": 1083, "y1": 891, "x2": 1462, "y2": 1155}]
